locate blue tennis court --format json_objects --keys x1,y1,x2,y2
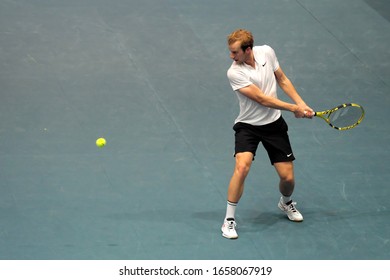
[{"x1": 0, "y1": 0, "x2": 389, "y2": 260}]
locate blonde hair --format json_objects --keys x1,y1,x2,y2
[{"x1": 227, "y1": 29, "x2": 254, "y2": 51}]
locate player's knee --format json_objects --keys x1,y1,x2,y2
[{"x1": 234, "y1": 162, "x2": 251, "y2": 178}]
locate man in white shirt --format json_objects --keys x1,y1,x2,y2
[{"x1": 222, "y1": 29, "x2": 314, "y2": 239}]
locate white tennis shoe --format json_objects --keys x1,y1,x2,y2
[
  {"x1": 278, "y1": 197, "x2": 304, "y2": 222},
  {"x1": 221, "y1": 218, "x2": 238, "y2": 239}
]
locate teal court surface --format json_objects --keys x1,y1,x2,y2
[{"x1": 0, "y1": 0, "x2": 389, "y2": 260}]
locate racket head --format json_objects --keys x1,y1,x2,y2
[{"x1": 314, "y1": 103, "x2": 365, "y2": 130}]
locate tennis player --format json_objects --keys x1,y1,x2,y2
[{"x1": 222, "y1": 29, "x2": 314, "y2": 239}]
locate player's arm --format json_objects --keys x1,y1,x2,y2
[
  {"x1": 274, "y1": 67, "x2": 314, "y2": 117},
  {"x1": 238, "y1": 84, "x2": 307, "y2": 118}
]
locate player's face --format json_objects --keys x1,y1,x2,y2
[{"x1": 228, "y1": 41, "x2": 247, "y2": 64}]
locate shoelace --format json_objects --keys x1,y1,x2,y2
[
  {"x1": 287, "y1": 202, "x2": 298, "y2": 212},
  {"x1": 226, "y1": 220, "x2": 236, "y2": 230}
]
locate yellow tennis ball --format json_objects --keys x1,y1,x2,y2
[{"x1": 96, "y1": 138, "x2": 106, "y2": 148}]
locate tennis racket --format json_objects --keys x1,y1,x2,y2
[{"x1": 313, "y1": 103, "x2": 365, "y2": 130}]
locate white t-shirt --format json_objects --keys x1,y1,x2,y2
[{"x1": 227, "y1": 45, "x2": 281, "y2": 126}]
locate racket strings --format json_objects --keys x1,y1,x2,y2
[{"x1": 329, "y1": 106, "x2": 363, "y2": 128}]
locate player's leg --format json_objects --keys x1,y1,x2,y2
[
  {"x1": 222, "y1": 151, "x2": 253, "y2": 239},
  {"x1": 227, "y1": 151, "x2": 254, "y2": 203},
  {"x1": 274, "y1": 161, "x2": 303, "y2": 222},
  {"x1": 274, "y1": 161, "x2": 295, "y2": 197}
]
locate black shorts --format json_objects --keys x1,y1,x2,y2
[{"x1": 233, "y1": 116, "x2": 295, "y2": 165}]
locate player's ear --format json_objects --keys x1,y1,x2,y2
[
  {"x1": 244, "y1": 46, "x2": 252, "y2": 54},
  {"x1": 241, "y1": 44, "x2": 250, "y2": 52}
]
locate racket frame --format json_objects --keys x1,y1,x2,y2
[{"x1": 314, "y1": 103, "x2": 365, "y2": 130}]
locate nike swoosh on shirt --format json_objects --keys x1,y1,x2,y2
[{"x1": 262, "y1": 62, "x2": 267, "y2": 67}]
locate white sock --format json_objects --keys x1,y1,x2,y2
[
  {"x1": 225, "y1": 201, "x2": 237, "y2": 220},
  {"x1": 282, "y1": 195, "x2": 291, "y2": 204}
]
